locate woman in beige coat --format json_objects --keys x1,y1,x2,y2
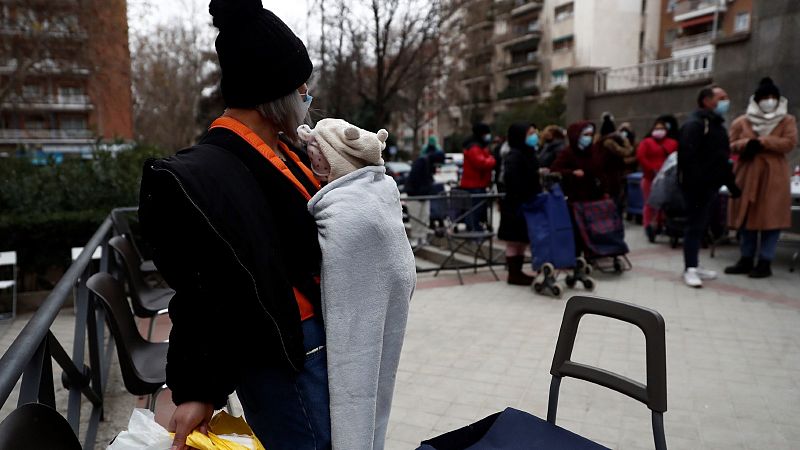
[{"x1": 725, "y1": 78, "x2": 798, "y2": 278}]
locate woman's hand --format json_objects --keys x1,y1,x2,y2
[
  {"x1": 573, "y1": 169, "x2": 585, "y2": 178},
  {"x1": 169, "y1": 401, "x2": 214, "y2": 450}
]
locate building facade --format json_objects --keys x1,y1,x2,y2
[
  {"x1": 657, "y1": 0, "x2": 754, "y2": 59},
  {"x1": 433, "y1": 0, "x2": 661, "y2": 146},
  {"x1": 0, "y1": 0, "x2": 133, "y2": 156}
]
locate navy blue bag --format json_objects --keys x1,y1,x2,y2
[
  {"x1": 417, "y1": 408, "x2": 609, "y2": 450},
  {"x1": 523, "y1": 184, "x2": 576, "y2": 271}
]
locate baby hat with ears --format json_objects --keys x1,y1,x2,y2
[{"x1": 298, "y1": 118, "x2": 388, "y2": 182}]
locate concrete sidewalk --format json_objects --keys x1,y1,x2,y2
[{"x1": 386, "y1": 227, "x2": 800, "y2": 449}]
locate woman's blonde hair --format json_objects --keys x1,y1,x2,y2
[{"x1": 256, "y1": 89, "x2": 308, "y2": 143}]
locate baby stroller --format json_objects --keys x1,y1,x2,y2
[
  {"x1": 523, "y1": 175, "x2": 595, "y2": 298},
  {"x1": 571, "y1": 196, "x2": 632, "y2": 274}
]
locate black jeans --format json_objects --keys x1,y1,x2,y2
[{"x1": 682, "y1": 189, "x2": 718, "y2": 269}]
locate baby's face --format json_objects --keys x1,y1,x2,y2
[{"x1": 306, "y1": 138, "x2": 331, "y2": 183}]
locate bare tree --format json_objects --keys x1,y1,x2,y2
[{"x1": 130, "y1": 3, "x2": 215, "y2": 151}]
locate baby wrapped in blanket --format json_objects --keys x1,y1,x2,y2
[{"x1": 299, "y1": 119, "x2": 416, "y2": 450}]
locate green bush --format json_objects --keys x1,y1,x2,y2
[{"x1": 0, "y1": 145, "x2": 169, "y2": 289}]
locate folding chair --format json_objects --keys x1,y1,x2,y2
[
  {"x1": 86, "y1": 273, "x2": 168, "y2": 411},
  {"x1": 420, "y1": 295, "x2": 667, "y2": 450},
  {"x1": 108, "y1": 236, "x2": 173, "y2": 340},
  {"x1": 111, "y1": 209, "x2": 158, "y2": 273},
  {"x1": 434, "y1": 190, "x2": 499, "y2": 284},
  {"x1": 0, "y1": 251, "x2": 18, "y2": 321}
]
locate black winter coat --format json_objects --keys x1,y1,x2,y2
[
  {"x1": 678, "y1": 109, "x2": 736, "y2": 195},
  {"x1": 498, "y1": 124, "x2": 541, "y2": 242},
  {"x1": 138, "y1": 128, "x2": 322, "y2": 409}
]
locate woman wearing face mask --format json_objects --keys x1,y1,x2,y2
[
  {"x1": 139, "y1": 2, "x2": 332, "y2": 449},
  {"x1": 637, "y1": 119, "x2": 679, "y2": 242},
  {"x1": 498, "y1": 123, "x2": 542, "y2": 285},
  {"x1": 551, "y1": 121, "x2": 609, "y2": 203},
  {"x1": 460, "y1": 122, "x2": 497, "y2": 230},
  {"x1": 725, "y1": 77, "x2": 798, "y2": 278}
]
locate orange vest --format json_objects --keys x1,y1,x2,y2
[{"x1": 209, "y1": 117, "x2": 319, "y2": 321}]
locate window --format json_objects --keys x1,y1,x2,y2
[
  {"x1": 555, "y1": 2, "x2": 574, "y2": 22},
  {"x1": 25, "y1": 116, "x2": 46, "y2": 130},
  {"x1": 60, "y1": 115, "x2": 87, "y2": 130},
  {"x1": 22, "y1": 84, "x2": 42, "y2": 98},
  {"x1": 735, "y1": 12, "x2": 750, "y2": 32},
  {"x1": 667, "y1": 0, "x2": 678, "y2": 12},
  {"x1": 664, "y1": 28, "x2": 678, "y2": 47},
  {"x1": 59, "y1": 86, "x2": 85, "y2": 97},
  {"x1": 553, "y1": 35, "x2": 574, "y2": 52},
  {"x1": 552, "y1": 70, "x2": 567, "y2": 86}
]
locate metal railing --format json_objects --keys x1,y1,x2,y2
[
  {"x1": 0, "y1": 129, "x2": 95, "y2": 140},
  {"x1": 673, "y1": 0, "x2": 726, "y2": 18},
  {"x1": 671, "y1": 31, "x2": 715, "y2": 51},
  {"x1": 595, "y1": 51, "x2": 714, "y2": 93},
  {"x1": 0, "y1": 209, "x2": 132, "y2": 449},
  {"x1": 1, "y1": 94, "x2": 93, "y2": 109}
]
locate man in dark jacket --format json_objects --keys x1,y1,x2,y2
[
  {"x1": 678, "y1": 85, "x2": 741, "y2": 288},
  {"x1": 139, "y1": 3, "x2": 331, "y2": 449},
  {"x1": 405, "y1": 149, "x2": 445, "y2": 245}
]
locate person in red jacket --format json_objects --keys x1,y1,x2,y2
[
  {"x1": 636, "y1": 119, "x2": 678, "y2": 242},
  {"x1": 460, "y1": 123, "x2": 497, "y2": 230}
]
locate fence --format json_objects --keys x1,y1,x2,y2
[
  {"x1": 0, "y1": 208, "x2": 133, "y2": 449},
  {"x1": 595, "y1": 52, "x2": 714, "y2": 93}
]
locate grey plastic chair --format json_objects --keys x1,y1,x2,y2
[
  {"x1": 0, "y1": 403, "x2": 81, "y2": 450},
  {"x1": 108, "y1": 235, "x2": 173, "y2": 339},
  {"x1": 87, "y1": 272, "x2": 168, "y2": 411},
  {"x1": 111, "y1": 209, "x2": 158, "y2": 273}
]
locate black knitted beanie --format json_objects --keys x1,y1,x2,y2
[
  {"x1": 210, "y1": 0, "x2": 313, "y2": 108},
  {"x1": 754, "y1": 77, "x2": 780, "y2": 101}
]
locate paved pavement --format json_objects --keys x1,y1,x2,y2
[{"x1": 1, "y1": 222, "x2": 799, "y2": 449}]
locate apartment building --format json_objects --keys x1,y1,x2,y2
[
  {"x1": 0, "y1": 0, "x2": 133, "y2": 155},
  {"x1": 658, "y1": 0, "x2": 753, "y2": 59}
]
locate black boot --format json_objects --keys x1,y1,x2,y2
[
  {"x1": 724, "y1": 257, "x2": 754, "y2": 275},
  {"x1": 749, "y1": 260, "x2": 772, "y2": 279},
  {"x1": 507, "y1": 256, "x2": 534, "y2": 286},
  {"x1": 645, "y1": 225, "x2": 656, "y2": 243}
]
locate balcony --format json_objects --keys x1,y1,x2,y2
[
  {"x1": 500, "y1": 24, "x2": 542, "y2": 49},
  {"x1": 501, "y1": 57, "x2": 540, "y2": 75},
  {"x1": 0, "y1": 25, "x2": 88, "y2": 41},
  {"x1": 1, "y1": 94, "x2": 93, "y2": 112},
  {"x1": 673, "y1": 0, "x2": 727, "y2": 23},
  {"x1": 497, "y1": 86, "x2": 539, "y2": 101},
  {"x1": 595, "y1": 51, "x2": 714, "y2": 93},
  {"x1": 0, "y1": 59, "x2": 90, "y2": 76},
  {"x1": 0, "y1": 128, "x2": 95, "y2": 144},
  {"x1": 670, "y1": 31, "x2": 715, "y2": 51},
  {"x1": 510, "y1": 0, "x2": 543, "y2": 18}
]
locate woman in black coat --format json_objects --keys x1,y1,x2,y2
[{"x1": 498, "y1": 123, "x2": 542, "y2": 285}]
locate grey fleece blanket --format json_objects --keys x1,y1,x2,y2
[{"x1": 308, "y1": 166, "x2": 417, "y2": 450}]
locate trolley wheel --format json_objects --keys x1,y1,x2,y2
[
  {"x1": 584, "y1": 264, "x2": 593, "y2": 276},
  {"x1": 583, "y1": 277, "x2": 596, "y2": 291},
  {"x1": 576, "y1": 257, "x2": 587, "y2": 270},
  {"x1": 541, "y1": 263, "x2": 555, "y2": 277},
  {"x1": 565, "y1": 275, "x2": 576, "y2": 288},
  {"x1": 551, "y1": 284, "x2": 563, "y2": 299},
  {"x1": 533, "y1": 282, "x2": 544, "y2": 293}
]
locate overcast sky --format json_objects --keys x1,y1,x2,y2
[{"x1": 128, "y1": 0, "x2": 312, "y2": 40}]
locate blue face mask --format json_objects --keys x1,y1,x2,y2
[
  {"x1": 578, "y1": 135, "x2": 593, "y2": 150},
  {"x1": 714, "y1": 99, "x2": 730, "y2": 116},
  {"x1": 299, "y1": 92, "x2": 313, "y2": 120},
  {"x1": 525, "y1": 134, "x2": 539, "y2": 149}
]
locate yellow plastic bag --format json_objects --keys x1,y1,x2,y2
[{"x1": 183, "y1": 411, "x2": 265, "y2": 450}]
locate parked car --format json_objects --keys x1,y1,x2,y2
[{"x1": 385, "y1": 161, "x2": 412, "y2": 191}]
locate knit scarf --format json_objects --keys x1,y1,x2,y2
[{"x1": 746, "y1": 96, "x2": 788, "y2": 136}]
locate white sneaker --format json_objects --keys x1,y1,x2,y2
[
  {"x1": 695, "y1": 267, "x2": 718, "y2": 280},
  {"x1": 684, "y1": 268, "x2": 703, "y2": 288}
]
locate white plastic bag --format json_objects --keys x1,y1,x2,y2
[{"x1": 107, "y1": 409, "x2": 172, "y2": 450}]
